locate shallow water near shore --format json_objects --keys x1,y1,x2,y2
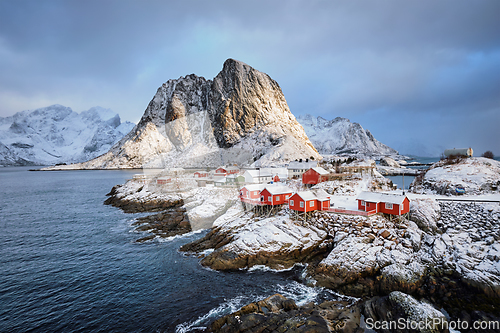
[{"x1": 0, "y1": 167, "x2": 345, "y2": 332}]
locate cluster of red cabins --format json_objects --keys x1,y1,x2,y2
[{"x1": 239, "y1": 184, "x2": 410, "y2": 216}]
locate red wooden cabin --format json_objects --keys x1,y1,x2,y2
[
  {"x1": 239, "y1": 184, "x2": 265, "y2": 204},
  {"x1": 302, "y1": 167, "x2": 330, "y2": 185},
  {"x1": 356, "y1": 192, "x2": 410, "y2": 215},
  {"x1": 260, "y1": 186, "x2": 293, "y2": 206}
]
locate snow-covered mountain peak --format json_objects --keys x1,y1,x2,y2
[
  {"x1": 0, "y1": 105, "x2": 135, "y2": 166},
  {"x1": 57, "y1": 59, "x2": 320, "y2": 169},
  {"x1": 297, "y1": 114, "x2": 398, "y2": 157}
]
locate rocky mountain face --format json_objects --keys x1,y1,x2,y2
[
  {"x1": 297, "y1": 114, "x2": 398, "y2": 157},
  {"x1": 57, "y1": 59, "x2": 320, "y2": 169},
  {"x1": 0, "y1": 105, "x2": 135, "y2": 166}
]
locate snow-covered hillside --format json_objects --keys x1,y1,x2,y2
[
  {"x1": 0, "y1": 104, "x2": 135, "y2": 166},
  {"x1": 297, "y1": 114, "x2": 398, "y2": 157}
]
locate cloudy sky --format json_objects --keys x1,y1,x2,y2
[{"x1": 1, "y1": 0, "x2": 499, "y2": 156}]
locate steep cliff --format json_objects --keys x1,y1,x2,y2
[{"x1": 56, "y1": 59, "x2": 320, "y2": 169}]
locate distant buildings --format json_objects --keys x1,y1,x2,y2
[{"x1": 287, "y1": 160, "x2": 318, "y2": 179}]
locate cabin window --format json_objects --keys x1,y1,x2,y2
[
  {"x1": 268, "y1": 196, "x2": 272, "y2": 202},
  {"x1": 290, "y1": 200, "x2": 294, "y2": 206},
  {"x1": 300, "y1": 201, "x2": 304, "y2": 208},
  {"x1": 276, "y1": 196, "x2": 280, "y2": 201},
  {"x1": 385, "y1": 203, "x2": 393, "y2": 210},
  {"x1": 360, "y1": 200, "x2": 365, "y2": 206},
  {"x1": 310, "y1": 201, "x2": 314, "y2": 207},
  {"x1": 253, "y1": 191, "x2": 258, "y2": 195},
  {"x1": 285, "y1": 195, "x2": 289, "y2": 199}
]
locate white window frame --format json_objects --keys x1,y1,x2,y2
[
  {"x1": 268, "y1": 196, "x2": 272, "y2": 202},
  {"x1": 385, "y1": 202, "x2": 393, "y2": 210},
  {"x1": 310, "y1": 201, "x2": 314, "y2": 207},
  {"x1": 276, "y1": 196, "x2": 280, "y2": 201},
  {"x1": 300, "y1": 201, "x2": 304, "y2": 208},
  {"x1": 360, "y1": 200, "x2": 365, "y2": 206},
  {"x1": 290, "y1": 199, "x2": 294, "y2": 206}
]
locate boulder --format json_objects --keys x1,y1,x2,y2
[{"x1": 363, "y1": 291, "x2": 448, "y2": 333}]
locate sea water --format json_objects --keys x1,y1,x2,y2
[{"x1": 0, "y1": 167, "x2": 347, "y2": 332}]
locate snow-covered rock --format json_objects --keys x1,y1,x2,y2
[
  {"x1": 379, "y1": 157, "x2": 401, "y2": 168},
  {"x1": 48, "y1": 59, "x2": 320, "y2": 170},
  {"x1": 0, "y1": 104, "x2": 135, "y2": 166},
  {"x1": 410, "y1": 157, "x2": 500, "y2": 195},
  {"x1": 410, "y1": 198, "x2": 441, "y2": 233},
  {"x1": 297, "y1": 114, "x2": 398, "y2": 157}
]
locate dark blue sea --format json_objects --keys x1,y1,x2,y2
[{"x1": 0, "y1": 167, "x2": 347, "y2": 332}]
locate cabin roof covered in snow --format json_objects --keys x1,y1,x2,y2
[
  {"x1": 287, "y1": 161, "x2": 317, "y2": 169},
  {"x1": 263, "y1": 185, "x2": 293, "y2": 195},
  {"x1": 294, "y1": 191, "x2": 318, "y2": 201},
  {"x1": 356, "y1": 191, "x2": 408, "y2": 205},
  {"x1": 241, "y1": 184, "x2": 265, "y2": 192},
  {"x1": 312, "y1": 189, "x2": 331, "y2": 201},
  {"x1": 245, "y1": 170, "x2": 273, "y2": 177},
  {"x1": 310, "y1": 167, "x2": 330, "y2": 175}
]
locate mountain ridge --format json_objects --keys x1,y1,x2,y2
[
  {"x1": 0, "y1": 104, "x2": 135, "y2": 166},
  {"x1": 297, "y1": 114, "x2": 398, "y2": 157}
]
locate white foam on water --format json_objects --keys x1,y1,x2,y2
[
  {"x1": 247, "y1": 263, "x2": 303, "y2": 273},
  {"x1": 175, "y1": 295, "x2": 260, "y2": 333},
  {"x1": 156, "y1": 229, "x2": 205, "y2": 243}
]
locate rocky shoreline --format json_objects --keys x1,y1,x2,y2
[
  {"x1": 179, "y1": 199, "x2": 500, "y2": 331},
  {"x1": 104, "y1": 175, "x2": 500, "y2": 331}
]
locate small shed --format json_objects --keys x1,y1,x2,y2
[
  {"x1": 302, "y1": 167, "x2": 330, "y2": 185},
  {"x1": 260, "y1": 185, "x2": 293, "y2": 206},
  {"x1": 356, "y1": 191, "x2": 410, "y2": 215}
]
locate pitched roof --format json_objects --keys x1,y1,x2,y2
[
  {"x1": 294, "y1": 191, "x2": 318, "y2": 201},
  {"x1": 310, "y1": 167, "x2": 330, "y2": 175},
  {"x1": 241, "y1": 184, "x2": 265, "y2": 192},
  {"x1": 356, "y1": 191, "x2": 408, "y2": 205},
  {"x1": 245, "y1": 170, "x2": 273, "y2": 178},
  {"x1": 312, "y1": 189, "x2": 331, "y2": 201},
  {"x1": 287, "y1": 161, "x2": 317, "y2": 169},
  {"x1": 264, "y1": 185, "x2": 293, "y2": 195}
]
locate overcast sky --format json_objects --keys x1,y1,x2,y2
[{"x1": 1, "y1": 0, "x2": 499, "y2": 156}]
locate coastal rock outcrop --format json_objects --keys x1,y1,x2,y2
[
  {"x1": 47, "y1": 59, "x2": 320, "y2": 169},
  {"x1": 206, "y1": 294, "x2": 364, "y2": 333},
  {"x1": 180, "y1": 203, "x2": 330, "y2": 270},
  {"x1": 132, "y1": 208, "x2": 191, "y2": 242},
  {"x1": 363, "y1": 291, "x2": 448, "y2": 333},
  {"x1": 104, "y1": 182, "x2": 183, "y2": 213},
  {"x1": 410, "y1": 157, "x2": 500, "y2": 195}
]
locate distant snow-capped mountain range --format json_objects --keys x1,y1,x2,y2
[
  {"x1": 0, "y1": 105, "x2": 135, "y2": 166},
  {"x1": 297, "y1": 114, "x2": 398, "y2": 157}
]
